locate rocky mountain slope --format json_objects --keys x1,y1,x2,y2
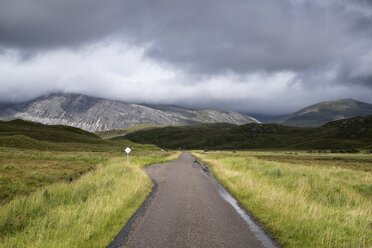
[
  {"x1": 0, "y1": 93, "x2": 258, "y2": 132},
  {"x1": 282, "y1": 99, "x2": 372, "y2": 127}
]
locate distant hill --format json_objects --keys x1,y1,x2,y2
[
  {"x1": 282, "y1": 99, "x2": 372, "y2": 127},
  {"x1": 0, "y1": 119, "x2": 102, "y2": 143},
  {"x1": 120, "y1": 116, "x2": 372, "y2": 150},
  {"x1": 0, "y1": 119, "x2": 158, "y2": 151},
  {"x1": 0, "y1": 93, "x2": 258, "y2": 132},
  {"x1": 96, "y1": 124, "x2": 165, "y2": 139},
  {"x1": 0, "y1": 119, "x2": 104, "y2": 150}
]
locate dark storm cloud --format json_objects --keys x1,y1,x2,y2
[
  {"x1": 0, "y1": 0, "x2": 372, "y2": 113},
  {"x1": 1, "y1": 0, "x2": 371, "y2": 74},
  {"x1": 0, "y1": 0, "x2": 127, "y2": 49}
]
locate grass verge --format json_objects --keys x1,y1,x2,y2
[
  {"x1": 0, "y1": 151, "x2": 179, "y2": 247},
  {"x1": 0, "y1": 147, "x2": 108, "y2": 204},
  {"x1": 194, "y1": 151, "x2": 372, "y2": 248}
]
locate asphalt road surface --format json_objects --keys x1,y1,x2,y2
[{"x1": 112, "y1": 153, "x2": 277, "y2": 248}]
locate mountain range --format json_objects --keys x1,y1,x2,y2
[
  {"x1": 0, "y1": 94, "x2": 371, "y2": 132},
  {"x1": 0, "y1": 93, "x2": 258, "y2": 132}
]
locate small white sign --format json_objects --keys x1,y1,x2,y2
[{"x1": 125, "y1": 147, "x2": 131, "y2": 154}]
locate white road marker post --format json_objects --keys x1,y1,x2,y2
[{"x1": 125, "y1": 147, "x2": 131, "y2": 164}]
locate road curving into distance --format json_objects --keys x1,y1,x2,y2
[{"x1": 109, "y1": 153, "x2": 279, "y2": 248}]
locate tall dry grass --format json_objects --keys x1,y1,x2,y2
[
  {"x1": 194, "y1": 151, "x2": 372, "y2": 248},
  {"x1": 0, "y1": 151, "x2": 178, "y2": 247}
]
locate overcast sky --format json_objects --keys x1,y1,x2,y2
[{"x1": 0, "y1": 0, "x2": 372, "y2": 114}]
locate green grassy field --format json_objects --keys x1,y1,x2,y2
[
  {"x1": 194, "y1": 151, "x2": 372, "y2": 248},
  {"x1": 0, "y1": 119, "x2": 179, "y2": 247},
  {"x1": 0, "y1": 147, "x2": 107, "y2": 204}
]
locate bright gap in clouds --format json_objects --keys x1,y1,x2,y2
[
  {"x1": 0, "y1": 41, "x2": 175, "y2": 102},
  {"x1": 0, "y1": 41, "x2": 371, "y2": 115}
]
